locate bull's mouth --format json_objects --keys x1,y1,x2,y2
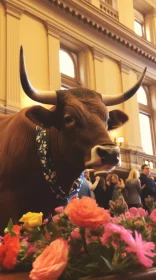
[
  {"x1": 85, "y1": 145, "x2": 120, "y2": 172},
  {"x1": 85, "y1": 161, "x2": 120, "y2": 172}
]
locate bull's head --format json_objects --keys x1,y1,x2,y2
[{"x1": 20, "y1": 46, "x2": 146, "y2": 172}]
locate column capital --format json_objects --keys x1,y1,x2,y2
[
  {"x1": 153, "y1": 8, "x2": 156, "y2": 17},
  {"x1": 92, "y1": 47, "x2": 105, "y2": 62},
  {"x1": 120, "y1": 61, "x2": 130, "y2": 75},
  {"x1": 45, "y1": 21, "x2": 63, "y2": 39},
  {"x1": 4, "y1": 0, "x2": 24, "y2": 19}
]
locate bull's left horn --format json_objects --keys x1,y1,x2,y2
[
  {"x1": 20, "y1": 46, "x2": 57, "y2": 105},
  {"x1": 101, "y1": 67, "x2": 147, "y2": 106}
]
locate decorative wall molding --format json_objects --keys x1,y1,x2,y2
[
  {"x1": 46, "y1": 21, "x2": 63, "y2": 38},
  {"x1": 4, "y1": 0, "x2": 24, "y2": 19},
  {"x1": 0, "y1": 104, "x2": 21, "y2": 114},
  {"x1": 46, "y1": 0, "x2": 156, "y2": 65},
  {"x1": 4, "y1": 0, "x2": 156, "y2": 80},
  {"x1": 120, "y1": 61, "x2": 130, "y2": 75},
  {"x1": 99, "y1": 0, "x2": 119, "y2": 21},
  {"x1": 92, "y1": 47, "x2": 105, "y2": 62}
]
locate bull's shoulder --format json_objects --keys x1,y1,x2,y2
[
  {"x1": 0, "y1": 106, "x2": 42, "y2": 151},
  {"x1": 0, "y1": 106, "x2": 42, "y2": 131}
]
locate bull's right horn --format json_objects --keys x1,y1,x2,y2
[
  {"x1": 20, "y1": 46, "x2": 57, "y2": 105},
  {"x1": 101, "y1": 67, "x2": 147, "y2": 106}
]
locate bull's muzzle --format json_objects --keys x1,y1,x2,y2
[{"x1": 85, "y1": 144, "x2": 120, "y2": 171}]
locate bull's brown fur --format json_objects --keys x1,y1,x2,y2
[
  {"x1": 0, "y1": 106, "x2": 83, "y2": 233},
  {"x1": 0, "y1": 88, "x2": 128, "y2": 233}
]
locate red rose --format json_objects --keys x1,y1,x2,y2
[{"x1": 0, "y1": 233, "x2": 20, "y2": 270}]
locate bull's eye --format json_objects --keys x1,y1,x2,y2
[{"x1": 64, "y1": 115, "x2": 74, "y2": 125}]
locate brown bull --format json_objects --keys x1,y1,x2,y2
[{"x1": 0, "y1": 47, "x2": 146, "y2": 232}]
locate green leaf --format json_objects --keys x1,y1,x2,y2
[
  {"x1": 100, "y1": 255, "x2": 114, "y2": 271},
  {"x1": 86, "y1": 262, "x2": 99, "y2": 269},
  {"x1": 46, "y1": 221, "x2": 60, "y2": 236},
  {"x1": 7, "y1": 218, "x2": 16, "y2": 237},
  {"x1": 7, "y1": 218, "x2": 13, "y2": 231}
]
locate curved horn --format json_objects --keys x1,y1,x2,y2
[
  {"x1": 101, "y1": 67, "x2": 147, "y2": 106},
  {"x1": 20, "y1": 46, "x2": 57, "y2": 105}
]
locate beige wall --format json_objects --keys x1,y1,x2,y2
[
  {"x1": 1, "y1": 0, "x2": 156, "y2": 157},
  {"x1": 0, "y1": 3, "x2": 6, "y2": 105},
  {"x1": 102, "y1": 57, "x2": 125, "y2": 146},
  {"x1": 19, "y1": 14, "x2": 49, "y2": 107},
  {"x1": 117, "y1": 0, "x2": 135, "y2": 30}
]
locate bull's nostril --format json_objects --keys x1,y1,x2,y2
[
  {"x1": 97, "y1": 147, "x2": 120, "y2": 165},
  {"x1": 97, "y1": 148, "x2": 109, "y2": 158}
]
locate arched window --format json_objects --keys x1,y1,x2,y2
[
  {"x1": 137, "y1": 86, "x2": 154, "y2": 155},
  {"x1": 59, "y1": 50, "x2": 75, "y2": 78},
  {"x1": 59, "y1": 49, "x2": 80, "y2": 88},
  {"x1": 137, "y1": 86, "x2": 147, "y2": 105}
]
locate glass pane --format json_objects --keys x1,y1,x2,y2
[
  {"x1": 139, "y1": 113, "x2": 153, "y2": 155},
  {"x1": 137, "y1": 86, "x2": 147, "y2": 105},
  {"x1": 134, "y1": 20, "x2": 143, "y2": 36},
  {"x1": 59, "y1": 50, "x2": 75, "y2": 78}
]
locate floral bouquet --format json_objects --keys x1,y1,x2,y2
[
  {"x1": 0, "y1": 197, "x2": 156, "y2": 280},
  {"x1": 145, "y1": 195, "x2": 156, "y2": 213},
  {"x1": 109, "y1": 189, "x2": 128, "y2": 215}
]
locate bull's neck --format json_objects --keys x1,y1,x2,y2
[{"x1": 47, "y1": 127, "x2": 82, "y2": 194}]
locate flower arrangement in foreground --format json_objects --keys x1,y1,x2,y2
[{"x1": 0, "y1": 196, "x2": 156, "y2": 279}]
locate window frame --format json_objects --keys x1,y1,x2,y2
[
  {"x1": 138, "y1": 86, "x2": 155, "y2": 155},
  {"x1": 134, "y1": 9, "x2": 145, "y2": 38},
  {"x1": 59, "y1": 47, "x2": 81, "y2": 89}
]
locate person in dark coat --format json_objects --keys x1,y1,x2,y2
[
  {"x1": 94, "y1": 177, "x2": 109, "y2": 208},
  {"x1": 140, "y1": 164, "x2": 156, "y2": 209}
]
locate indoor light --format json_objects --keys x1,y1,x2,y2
[{"x1": 117, "y1": 136, "x2": 124, "y2": 147}]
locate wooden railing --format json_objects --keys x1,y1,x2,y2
[
  {"x1": 119, "y1": 148, "x2": 156, "y2": 176},
  {"x1": 83, "y1": 0, "x2": 119, "y2": 21},
  {"x1": 99, "y1": 0, "x2": 119, "y2": 21}
]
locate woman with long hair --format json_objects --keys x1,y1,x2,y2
[{"x1": 125, "y1": 168, "x2": 142, "y2": 208}]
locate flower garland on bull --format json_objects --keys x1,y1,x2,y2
[{"x1": 0, "y1": 195, "x2": 156, "y2": 279}]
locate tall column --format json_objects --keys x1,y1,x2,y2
[
  {"x1": 78, "y1": 47, "x2": 95, "y2": 90},
  {"x1": 92, "y1": 47, "x2": 105, "y2": 93},
  {"x1": 117, "y1": 0, "x2": 134, "y2": 30},
  {"x1": 5, "y1": 1, "x2": 23, "y2": 111},
  {"x1": 120, "y1": 62, "x2": 143, "y2": 152},
  {"x1": 149, "y1": 85, "x2": 156, "y2": 154},
  {"x1": 145, "y1": 10, "x2": 156, "y2": 45},
  {"x1": 0, "y1": 3, "x2": 6, "y2": 108},
  {"x1": 46, "y1": 22, "x2": 61, "y2": 91}
]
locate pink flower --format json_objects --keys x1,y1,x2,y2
[
  {"x1": 53, "y1": 215, "x2": 59, "y2": 223},
  {"x1": 43, "y1": 218, "x2": 49, "y2": 224},
  {"x1": 125, "y1": 231, "x2": 155, "y2": 268},
  {"x1": 29, "y1": 238, "x2": 69, "y2": 279},
  {"x1": 100, "y1": 223, "x2": 132, "y2": 245},
  {"x1": 150, "y1": 209, "x2": 156, "y2": 223},
  {"x1": 91, "y1": 236, "x2": 98, "y2": 242},
  {"x1": 55, "y1": 206, "x2": 64, "y2": 213},
  {"x1": 71, "y1": 228, "x2": 81, "y2": 240},
  {"x1": 125, "y1": 208, "x2": 148, "y2": 219},
  {"x1": 27, "y1": 246, "x2": 36, "y2": 257},
  {"x1": 86, "y1": 235, "x2": 99, "y2": 245}
]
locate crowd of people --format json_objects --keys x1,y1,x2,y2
[{"x1": 68, "y1": 164, "x2": 156, "y2": 210}]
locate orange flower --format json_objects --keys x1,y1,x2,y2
[
  {"x1": 0, "y1": 233, "x2": 20, "y2": 270},
  {"x1": 12, "y1": 225, "x2": 21, "y2": 236},
  {"x1": 29, "y1": 238, "x2": 69, "y2": 280},
  {"x1": 65, "y1": 197, "x2": 110, "y2": 229}
]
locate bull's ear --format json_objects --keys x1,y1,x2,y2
[
  {"x1": 26, "y1": 106, "x2": 56, "y2": 128},
  {"x1": 107, "y1": 109, "x2": 128, "y2": 130}
]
